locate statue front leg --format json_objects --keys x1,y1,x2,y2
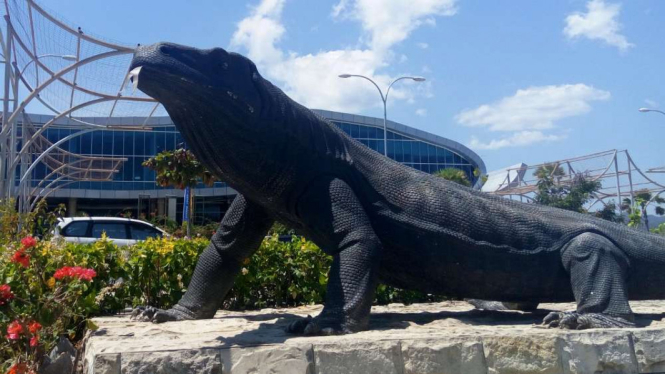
[
  {"x1": 134, "y1": 194, "x2": 273, "y2": 323},
  {"x1": 287, "y1": 177, "x2": 382, "y2": 335}
]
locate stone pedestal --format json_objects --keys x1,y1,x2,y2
[{"x1": 82, "y1": 301, "x2": 665, "y2": 374}]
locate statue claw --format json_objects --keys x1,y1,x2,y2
[
  {"x1": 131, "y1": 305, "x2": 195, "y2": 323},
  {"x1": 286, "y1": 314, "x2": 359, "y2": 336},
  {"x1": 543, "y1": 311, "x2": 635, "y2": 329}
]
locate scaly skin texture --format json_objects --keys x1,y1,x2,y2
[{"x1": 130, "y1": 43, "x2": 665, "y2": 334}]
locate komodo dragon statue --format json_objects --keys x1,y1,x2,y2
[{"x1": 129, "y1": 42, "x2": 665, "y2": 335}]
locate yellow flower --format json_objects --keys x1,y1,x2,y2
[
  {"x1": 40, "y1": 242, "x2": 52, "y2": 256},
  {"x1": 156, "y1": 238, "x2": 175, "y2": 255},
  {"x1": 47, "y1": 277, "x2": 56, "y2": 289}
]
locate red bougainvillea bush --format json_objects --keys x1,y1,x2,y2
[{"x1": 0, "y1": 234, "x2": 101, "y2": 373}]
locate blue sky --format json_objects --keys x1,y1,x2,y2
[{"x1": 33, "y1": 0, "x2": 665, "y2": 172}]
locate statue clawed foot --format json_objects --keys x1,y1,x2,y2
[
  {"x1": 131, "y1": 304, "x2": 196, "y2": 323},
  {"x1": 285, "y1": 314, "x2": 365, "y2": 336},
  {"x1": 542, "y1": 311, "x2": 635, "y2": 329}
]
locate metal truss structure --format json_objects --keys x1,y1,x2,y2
[
  {"x1": 0, "y1": 0, "x2": 169, "y2": 213},
  {"x1": 482, "y1": 149, "x2": 665, "y2": 213}
]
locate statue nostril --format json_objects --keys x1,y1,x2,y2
[{"x1": 159, "y1": 45, "x2": 171, "y2": 57}]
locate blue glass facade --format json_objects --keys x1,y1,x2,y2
[
  {"x1": 331, "y1": 121, "x2": 478, "y2": 184},
  {"x1": 29, "y1": 125, "x2": 196, "y2": 191}
]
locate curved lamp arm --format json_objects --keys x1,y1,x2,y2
[
  {"x1": 338, "y1": 74, "x2": 386, "y2": 103},
  {"x1": 385, "y1": 76, "x2": 425, "y2": 102},
  {"x1": 639, "y1": 108, "x2": 665, "y2": 116}
]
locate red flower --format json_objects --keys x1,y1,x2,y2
[
  {"x1": 10, "y1": 249, "x2": 30, "y2": 268},
  {"x1": 53, "y1": 266, "x2": 96, "y2": 282},
  {"x1": 6, "y1": 363, "x2": 28, "y2": 374},
  {"x1": 0, "y1": 284, "x2": 14, "y2": 306},
  {"x1": 20, "y1": 236, "x2": 37, "y2": 249},
  {"x1": 29, "y1": 335, "x2": 39, "y2": 347},
  {"x1": 6, "y1": 320, "x2": 23, "y2": 340},
  {"x1": 28, "y1": 321, "x2": 41, "y2": 334}
]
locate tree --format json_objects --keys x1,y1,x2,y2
[
  {"x1": 143, "y1": 149, "x2": 217, "y2": 235},
  {"x1": 142, "y1": 148, "x2": 216, "y2": 189},
  {"x1": 621, "y1": 189, "x2": 665, "y2": 230},
  {"x1": 594, "y1": 202, "x2": 623, "y2": 223},
  {"x1": 532, "y1": 164, "x2": 601, "y2": 213},
  {"x1": 434, "y1": 168, "x2": 471, "y2": 187}
]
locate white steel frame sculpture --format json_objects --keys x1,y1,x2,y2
[
  {"x1": 483, "y1": 149, "x2": 665, "y2": 214},
  {"x1": 0, "y1": 0, "x2": 169, "y2": 213}
]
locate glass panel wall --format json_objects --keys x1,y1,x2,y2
[{"x1": 331, "y1": 121, "x2": 478, "y2": 184}]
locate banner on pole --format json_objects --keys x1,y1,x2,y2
[{"x1": 183, "y1": 187, "x2": 190, "y2": 223}]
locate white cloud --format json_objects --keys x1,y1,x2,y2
[
  {"x1": 456, "y1": 84, "x2": 610, "y2": 132},
  {"x1": 269, "y1": 50, "x2": 393, "y2": 112},
  {"x1": 331, "y1": 0, "x2": 349, "y2": 18},
  {"x1": 230, "y1": 0, "x2": 286, "y2": 66},
  {"x1": 458, "y1": 84, "x2": 609, "y2": 149},
  {"x1": 416, "y1": 108, "x2": 427, "y2": 116},
  {"x1": 564, "y1": 0, "x2": 633, "y2": 51},
  {"x1": 469, "y1": 131, "x2": 566, "y2": 150},
  {"x1": 334, "y1": 0, "x2": 457, "y2": 52},
  {"x1": 417, "y1": 42, "x2": 429, "y2": 49},
  {"x1": 231, "y1": 0, "x2": 454, "y2": 112}
]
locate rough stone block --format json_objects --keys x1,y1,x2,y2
[
  {"x1": 633, "y1": 329, "x2": 665, "y2": 373},
  {"x1": 92, "y1": 353, "x2": 120, "y2": 374},
  {"x1": 226, "y1": 345, "x2": 314, "y2": 374},
  {"x1": 401, "y1": 338, "x2": 486, "y2": 374},
  {"x1": 560, "y1": 331, "x2": 638, "y2": 374},
  {"x1": 120, "y1": 349, "x2": 222, "y2": 374},
  {"x1": 81, "y1": 301, "x2": 665, "y2": 374},
  {"x1": 483, "y1": 334, "x2": 562, "y2": 374},
  {"x1": 313, "y1": 341, "x2": 402, "y2": 374}
]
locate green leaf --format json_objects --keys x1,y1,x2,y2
[{"x1": 86, "y1": 319, "x2": 100, "y2": 331}]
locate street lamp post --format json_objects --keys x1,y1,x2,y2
[
  {"x1": 339, "y1": 74, "x2": 425, "y2": 157},
  {"x1": 639, "y1": 107, "x2": 665, "y2": 117}
]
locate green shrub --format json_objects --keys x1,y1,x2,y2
[
  {"x1": 122, "y1": 237, "x2": 208, "y2": 308},
  {"x1": 225, "y1": 235, "x2": 332, "y2": 309}
]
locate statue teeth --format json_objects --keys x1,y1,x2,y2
[{"x1": 128, "y1": 66, "x2": 142, "y2": 94}]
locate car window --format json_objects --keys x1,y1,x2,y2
[
  {"x1": 130, "y1": 223, "x2": 162, "y2": 240},
  {"x1": 62, "y1": 222, "x2": 90, "y2": 237},
  {"x1": 91, "y1": 222, "x2": 128, "y2": 239}
]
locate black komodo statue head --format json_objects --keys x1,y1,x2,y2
[{"x1": 130, "y1": 43, "x2": 280, "y2": 196}]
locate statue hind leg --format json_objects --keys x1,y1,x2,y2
[
  {"x1": 543, "y1": 232, "x2": 635, "y2": 329},
  {"x1": 287, "y1": 177, "x2": 382, "y2": 335}
]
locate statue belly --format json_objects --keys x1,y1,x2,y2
[{"x1": 378, "y1": 239, "x2": 574, "y2": 303}]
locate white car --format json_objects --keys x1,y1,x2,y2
[{"x1": 55, "y1": 217, "x2": 167, "y2": 246}]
